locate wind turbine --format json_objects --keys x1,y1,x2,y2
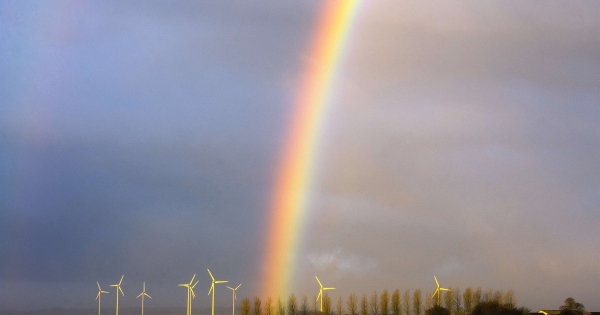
[
  {"x1": 110, "y1": 275, "x2": 125, "y2": 315},
  {"x1": 207, "y1": 269, "x2": 228, "y2": 315},
  {"x1": 137, "y1": 282, "x2": 152, "y2": 315},
  {"x1": 95, "y1": 282, "x2": 109, "y2": 315},
  {"x1": 431, "y1": 276, "x2": 450, "y2": 306},
  {"x1": 179, "y1": 274, "x2": 199, "y2": 315},
  {"x1": 226, "y1": 283, "x2": 242, "y2": 315},
  {"x1": 315, "y1": 276, "x2": 335, "y2": 312}
]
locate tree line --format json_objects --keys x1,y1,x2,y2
[{"x1": 239, "y1": 288, "x2": 529, "y2": 315}]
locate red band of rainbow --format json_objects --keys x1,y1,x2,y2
[{"x1": 262, "y1": 0, "x2": 362, "y2": 299}]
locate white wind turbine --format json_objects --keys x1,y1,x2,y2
[
  {"x1": 431, "y1": 276, "x2": 450, "y2": 306},
  {"x1": 315, "y1": 276, "x2": 335, "y2": 312},
  {"x1": 136, "y1": 282, "x2": 152, "y2": 315},
  {"x1": 179, "y1": 274, "x2": 199, "y2": 315},
  {"x1": 110, "y1": 275, "x2": 125, "y2": 315},
  {"x1": 207, "y1": 269, "x2": 228, "y2": 315},
  {"x1": 95, "y1": 282, "x2": 109, "y2": 315},
  {"x1": 227, "y1": 283, "x2": 242, "y2": 315}
]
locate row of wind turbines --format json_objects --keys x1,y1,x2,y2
[
  {"x1": 95, "y1": 269, "x2": 240, "y2": 315},
  {"x1": 96, "y1": 272, "x2": 449, "y2": 315}
]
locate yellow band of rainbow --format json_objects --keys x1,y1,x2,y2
[{"x1": 262, "y1": 0, "x2": 362, "y2": 299}]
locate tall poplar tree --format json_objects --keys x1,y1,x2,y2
[
  {"x1": 380, "y1": 290, "x2": 389, "y2": 315},
  {"x1": 254, "y1": 297, "x2": 263, "y2": 315},
  {"x1": 288, "y1": 294, "x2": 297, "y2": 315},
  {"x1": 403, "y1": 291, "x2": 411, "y2": 315},
  {"x1": 370, "y1": 291, "x2": 380, "y2": 315},
  {"x1": 361, "y1": 294, "x2": 369, "y2": 315},
  {"x1": 392, "y1": 290, "x2": 401, "y2": 315},
  {"x1": 347, "y1": 293, "x2": 358, "y2": 315},
  {"x1": 462, "y1": 288, "x2": 472, "y2": 315},
  {"x1": 412, "y1": 290, "x2": 422, "y2": 315},
  {"x1": 241, "y1": 298, "x2": 251, "y2": 315}
]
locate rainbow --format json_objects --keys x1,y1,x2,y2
[{"x1": 262, "y1": 1, "x2": 362, "y2": 299}]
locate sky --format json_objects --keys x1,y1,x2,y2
[{"x1": 1, "y1": 0, "x2": 600, "y2": 312}]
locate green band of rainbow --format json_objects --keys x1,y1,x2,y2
[{"x1": 262, "y1": 0, "x2": 362, "y2": 299}]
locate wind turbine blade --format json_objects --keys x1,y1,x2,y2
[
  {"x1": 235, "y1": 284, "x2": 241, "y2": 290},
  {"x1": 190, "y1": 274, "x2": 196, "y2": 285},
  {"x1": 434, "y1": 276, "x2": 439, "y2": 288},
  {"x1": 208, "y1": 284, "x2": 214, "y2": 295},
  {"x1": 101, "y1": 291, "x2": 109, "y2": 294},
  {"x1": 110, "y1": 284, "x2": 118, "y2": 287},
  {"x1": 315, "y1": 276, "x2": 322, "y2": 288},
  {"x1": 97, "y1": 282, "x2": 101, "y2": 291},
  {"x1": 324, "y1": 288, "x2": 335, "y2": 290},
  {"x1": 216, "y1": 280, "x2": 228, "y2": 283},
  {"x1": 227, "y1": 286, "x2": 234, "y2": 290},
  {"x1": 207, "y1": 269, "x2": 215, "y2": 281},
  {"x1": 119, "y1": 287, "x2": 124, "y2": 296},
  {"x1": 137, "y1": 293, "x2": 143, "y2": 298},
  {"x1": 192, "y1": 281, "x2": 199, "y2": 289},
  {"x1": 190, "y1": 286, "x2": 196, "y2": 298},
  {"x1": 119, "y1": 275, "x2": 124, "y2": 286},
  {"x1": 143, "y1": 282, "x2": 145, "y2": 291},
  {"x1": 440, "y1": 288, "x2": 449, "y2": 291},
  {"x1": 316, "y1": 291, "x2": 322, "y2": 301},
  {"x1": 431, "y1": 290, "x2": 438, "y2": 299},
  {"x1": 145, "y1": 293, "x2": 152, "y2": 299},
  {"x1": 179, "y1": 284, "x2": 189, "y2": 287},
  {"x1": 96, "y1": 292, "x2": 101, "y2": 300}
]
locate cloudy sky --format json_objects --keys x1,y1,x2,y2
[{"x1": 1, "y1": 1, "x2": 600, "y2": 312}]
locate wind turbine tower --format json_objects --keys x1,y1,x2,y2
[
  {"x1": 110, "y1": 275, "x2": 125, "y2": 315},
  {"x1": 431, "y1": 276, "x2": 450, "y2": 306},
  {"x1": 207, "y1": 269, "x2": 228, "y2": 315},
  {"x1": 315, "y1": 276, "x2": 335, "y2": 312},
  {"x1": 137, "y1": 282, "x2": 152, "y2": 315},
  {"x1": 95, "y1": 282, "x2": 109, "y2": 315},
  {"x1": 226, "y1": 283, "x2": 242, "y2": 315}
]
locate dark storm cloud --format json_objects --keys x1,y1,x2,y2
[{"x1": 0, "y1": 0, "x2": 321, "y2": 310}]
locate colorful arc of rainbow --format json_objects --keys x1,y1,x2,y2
[{"x1": 262, "y1": 0, "x2": 362, "y2": 299}]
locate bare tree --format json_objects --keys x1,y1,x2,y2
[
  {"x1": 412, "y1": 290, "x2": 422, "y2": 315},
  {"x1": 323, "y1": 294, "x2": 332, "y2": 315},
  {"x1": 265, "y1": 297, "x2": 273, "y2": 315},
  {"x1": 392, "y1": 290, "x2": 401, "y2": 315},
  {"x1": 301, "y1": 296, "x2": 309, "y2": 315},
  {"x1": 473, "y1": 288, "x2": 482, "y2": 306},
  {"x1": 348, "y1": 294, "x2": 358, "y2": 315},
  {"x1": 337, "y1": 297, "x2": 344, "y2": 315},
  {"x1": 403, "y1": 290, "x2": 411, "y2": 315},
  {"x1": 254, "y1": 297, "x2": 263, "y2": 315},
  {"x1": 443, "y1": 290, "x2": 453, "y2": 313},
  {"x1": 361, "y1": 294, "x2": 369, "y2": 315},
  {"x1": 452, "y1": 288, "x2": 462, "y2": 315},
  {"x1": 503, "y1": 290, "x2": 515, "y2": 308},
  {"x1": 462, "y1": 288, "x2": 472, "y2": 315},
  {"x1": 381, "y1": 290, "x2": 389, "y2": 315},
  {"x1": 241, "y1": 298, "x2": 252, "y2": 315},
  {"x1": 370, "y1": 291, "x2": 380, "y2": 315},
  {"x1": 278, "y1": 297, "x2": 286, "y2": 315},
  {"x1": 288, "y1": 294, "x2": 298, "y2": 315}
]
